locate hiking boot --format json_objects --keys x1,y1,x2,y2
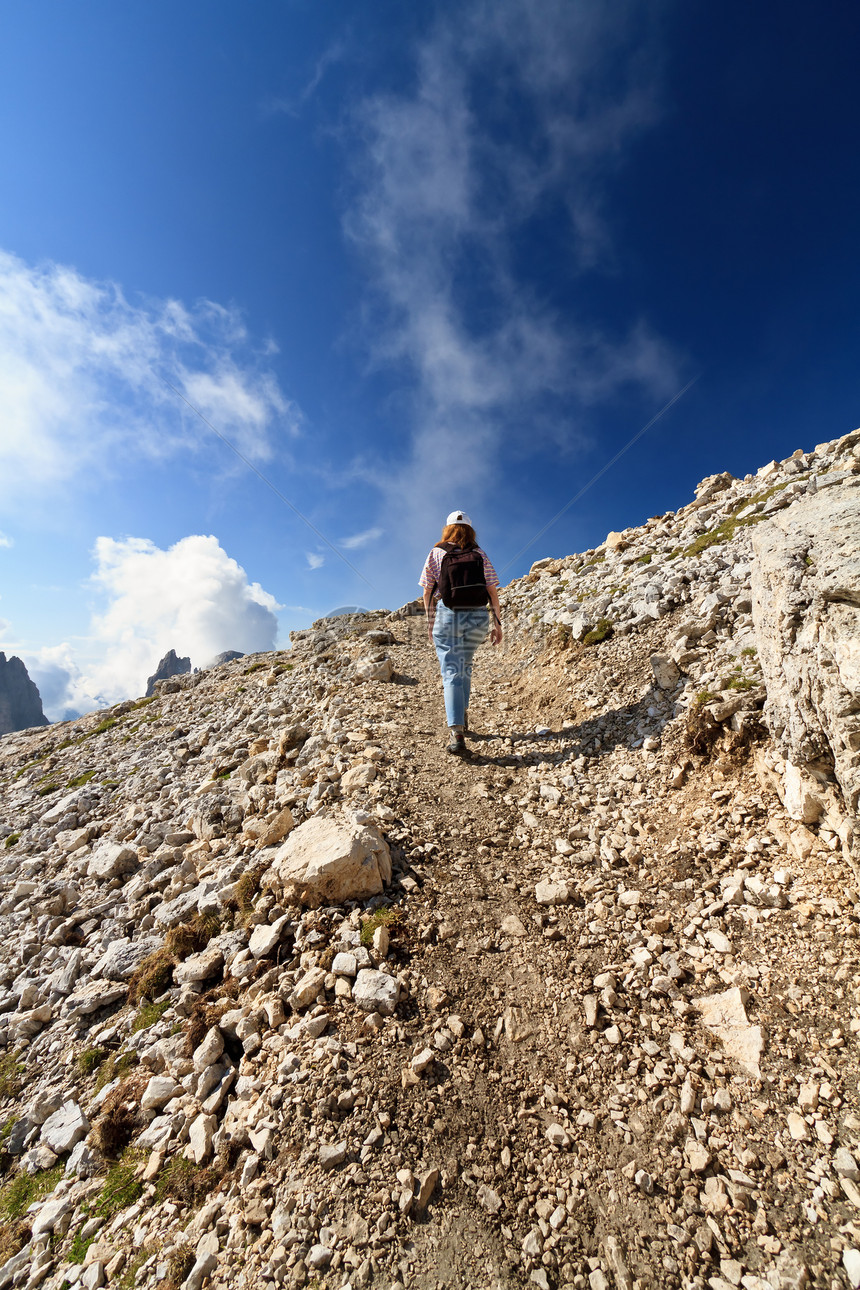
[{"x1": 446, "y1": 731, "x2": 468, "y2": 756}]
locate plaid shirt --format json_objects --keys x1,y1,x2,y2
[{"x1": 419, "y1": 546, "x2": 500, "y2": 593}]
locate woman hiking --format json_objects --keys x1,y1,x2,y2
[{"x1": 419, "y1": 510, "x2": 502, "y2": 756}]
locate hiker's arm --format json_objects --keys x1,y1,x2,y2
[
  {"x1": 423, "y1": 588, "x2": 435, "y2": 638},
  {"x1": 488, "y1": 587, "x2": 502, "y2": 645}
]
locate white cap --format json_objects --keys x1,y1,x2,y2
[{"x1": 446, "y1": 510, "x2": 472, "y2": 526}]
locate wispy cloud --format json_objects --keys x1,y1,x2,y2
[
  {"x1": 262, "y1": 39, "x2": 347, "y2": 117},
  {"x1": 306, "y1": 552, "x2": 325, "y2": 570},
  {"x1": 344, "y1": 0, "x2": 683, "y2": 551},
  {"x1": 0, "y1": 532, "x2": 12, "y2": 549},
  {"x1": 0, "y1": 250, "x2": 299, "y2": 502},
  {"x1": 338, "y1": 526, "x2": 383, "y2": 550}
]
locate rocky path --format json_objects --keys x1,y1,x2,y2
[{"x1": 282, "y1": 615, "x2": 860, "y2": 1290}]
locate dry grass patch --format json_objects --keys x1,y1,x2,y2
[
  {"x1": 91, "y1": 1076, "x2": 148, "y2": 1157},
  {"x1": 0, "y1": 1220, "x2": 30, "y2": 1263},
  {"x1": 155, "y1": 1157, "x2": 222, "y2": 1207},
  {"x1": 164, "y1": 912, "x2": 221, "y2": 959},
  {"x1": 127, "y1": 948, "x2": 175, "y2": 1005}
]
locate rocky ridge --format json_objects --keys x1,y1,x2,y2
[
  {"x1": 146, "y1": 655, "x2": 192, "y2": 700},
  {"x1": 0, "y1": 655, "x2": 48, "y2": 738},
  {"x1": 0, "y1": 430, "x2": 857, "y2": 1290}
]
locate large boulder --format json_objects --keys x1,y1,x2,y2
[
  {"x1": 267, "y1": 814, "x2": 391, "y2": 907},
  {"x1": 751, "y1": 483, "x2": 860, "y2": 855}
]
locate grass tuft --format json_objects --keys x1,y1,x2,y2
[
  {"x1": 155, "y1": 1157, "x2": 222, "y2": 1207},
  {"x1": 0, "y1": 1220, "x2": 30, "y2": 1264},
  {"x1": 0, "y1": 1052, "x2": 26, "y2": 1101},
  {"x1": 583, "y1": 618, "x2": 613, "y2": 647},
  {"x1": 77, "y1": 1047, "x2": 108, "y2": 1076},
  {"x1": 127, "y1": 949, "x2": 176, "y2": 1006},
  {"x1": 0, "y1": 1166, "x2": 63, "y2": 1220},
  {"x1": 360, "y1": 905, "x2": 400, "y2": 947},
  {"x1": 68, "y1": 1228, "x2": 95, "y2": 1264},
  {"x1": 116, "y1": 1245, "x2": 158, "y2": 1290},
  {"x1": 164, "y1": 913, "x2": 220, "y2": 960},
  {"x1": 3, "y1": 834, "x2": 19, "y2": 849},
  {"x1": 94, "y1": 1049, "x2": 138, "y2": 1093},
  {"x1": 164, "y1": 1245, "x2": 195, "y2": 1288},
  {"x1": 91, "y1": 1082, "x2": 148, "y2": 1158},
  {"x1": 91, "y1": 1160, "x2": 143, "y2": 1219},
  {"x1": 232, "y1": 866, "x2": 265, "y2": 921},
  {"x1": 67, "y1": 770, "x2": 98, "y2": 788},
  {"x1": 131, "y1": 1000, "x2": 171, "y2": 1034}
]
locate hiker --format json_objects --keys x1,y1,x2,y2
[{"x1": 419, "y1": 510, "x2": 502, "y2": 756}]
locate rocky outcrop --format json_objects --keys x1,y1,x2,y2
[
  {"x1": 751, "y1": 472, "x2": 860, "y2": 856},
  {"x1": 203, "y1": 649, "x2": 244, "y2": 669},
  {"x1": 145, "y1": 648, "x2": 191, "y2": 696},
  {"x1": 0, "y1": 652, "x2": 48, "y2": 735}
]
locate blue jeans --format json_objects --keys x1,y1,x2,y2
[{"x1": 432, "y1": 604, "x2": 490, "y2": 727}]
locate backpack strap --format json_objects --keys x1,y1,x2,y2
[{"x1": 430, "y1": 543, "x2": 459, "y2": 598}]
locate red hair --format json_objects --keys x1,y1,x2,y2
[{"x1": 439, "y1": 523, "x2": 477, "y2": 549}]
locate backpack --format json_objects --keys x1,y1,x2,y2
[{"x1": 435, "y1": 543, "x2": 490, "y2": 609}]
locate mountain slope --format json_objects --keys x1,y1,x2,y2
[{"x1": 0, "y1": 430, "x2": 857, "y2": 1290}]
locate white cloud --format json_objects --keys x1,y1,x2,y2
[
  {"x1": 306, "y1": 552, "x2": 325, "y2": 570},
  {"x1": 338, "y1": 526, "x2": 383, "y2": 550},
  {"x1": 0, "y1": 250, "x2": 299, "y2": 499},
  {"x1": 0, "y1": 532, "x2": 12, "y2": 549},
  {"x1": 25, "y1": 643, "x2": 100, "y2": 723},
  {"x1": 26, "y1": 535, "x2": 281, "y2": 716},
  {"x1": 345, "y1": 0, "x2": 683, "y2": 547}
]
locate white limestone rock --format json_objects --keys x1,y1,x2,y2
[
  {"x1": 354, "y1": 658, "x2": 393, "y2": 682},
  {"x1": 40, "y1": 1100, "x2": 89, "y2": 1154},
  {"x1": 650, "y1": 653, "x2": 681, "y2": 690},
  {"x1": 192, "y1": 1027, "x2": 224, "y2": 1072},
  {"x1": 93, "y1": 936, "x2": 163, "y2": 981},
  {"x1": 86, "y1": 840, "x2": 138, "y2": 879},
  {"x1": 142, "y1": 1076, "x2": 184, "y2": 1111},
  {"x1": 188, "y1": 1112, "x2": 217, "y2": 1164},
  {"x1": 270, "y1": 813, "x2": 392, "y2": 907},
  {"x1": 173, "y1": 944, "x2": 224, "y2": 984},
  {"x1": 248, "y1": 914, "x2": 291, "y2": 959},
  {"x1": 352, "y1": 968, "x2": 399, "y2": 1016},
  {"x1": 751, "y1": 485, "x2": 860, "y2": 852},
  {"x1": 692, "y1": 986, "x2": 763, "y2": 1078},
  {"x1": 341, "y1": 763, "x2": 378, "y2": 792}
]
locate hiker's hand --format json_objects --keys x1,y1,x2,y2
[
  {"x1": 491, "y1": 624, "x2": 502, "y2": 646},
  {"x1": 427, "y1": 617, "x2": 434, "y2": 641}
]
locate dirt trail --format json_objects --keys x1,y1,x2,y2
[{"x1": 318, "y1": 613, "x2": 860, "y2": 1290}]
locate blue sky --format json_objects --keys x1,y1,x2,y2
[{"x1": 1, "y1": 1, "x2": 858, "y2": 717}]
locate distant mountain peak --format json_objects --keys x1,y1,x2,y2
[
  {"x1": 145, "y1": 649, "x2": 191, "y2": 697},
  {"x1": 0, "y1": 652, "x2": 49, "y2": 735}
]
